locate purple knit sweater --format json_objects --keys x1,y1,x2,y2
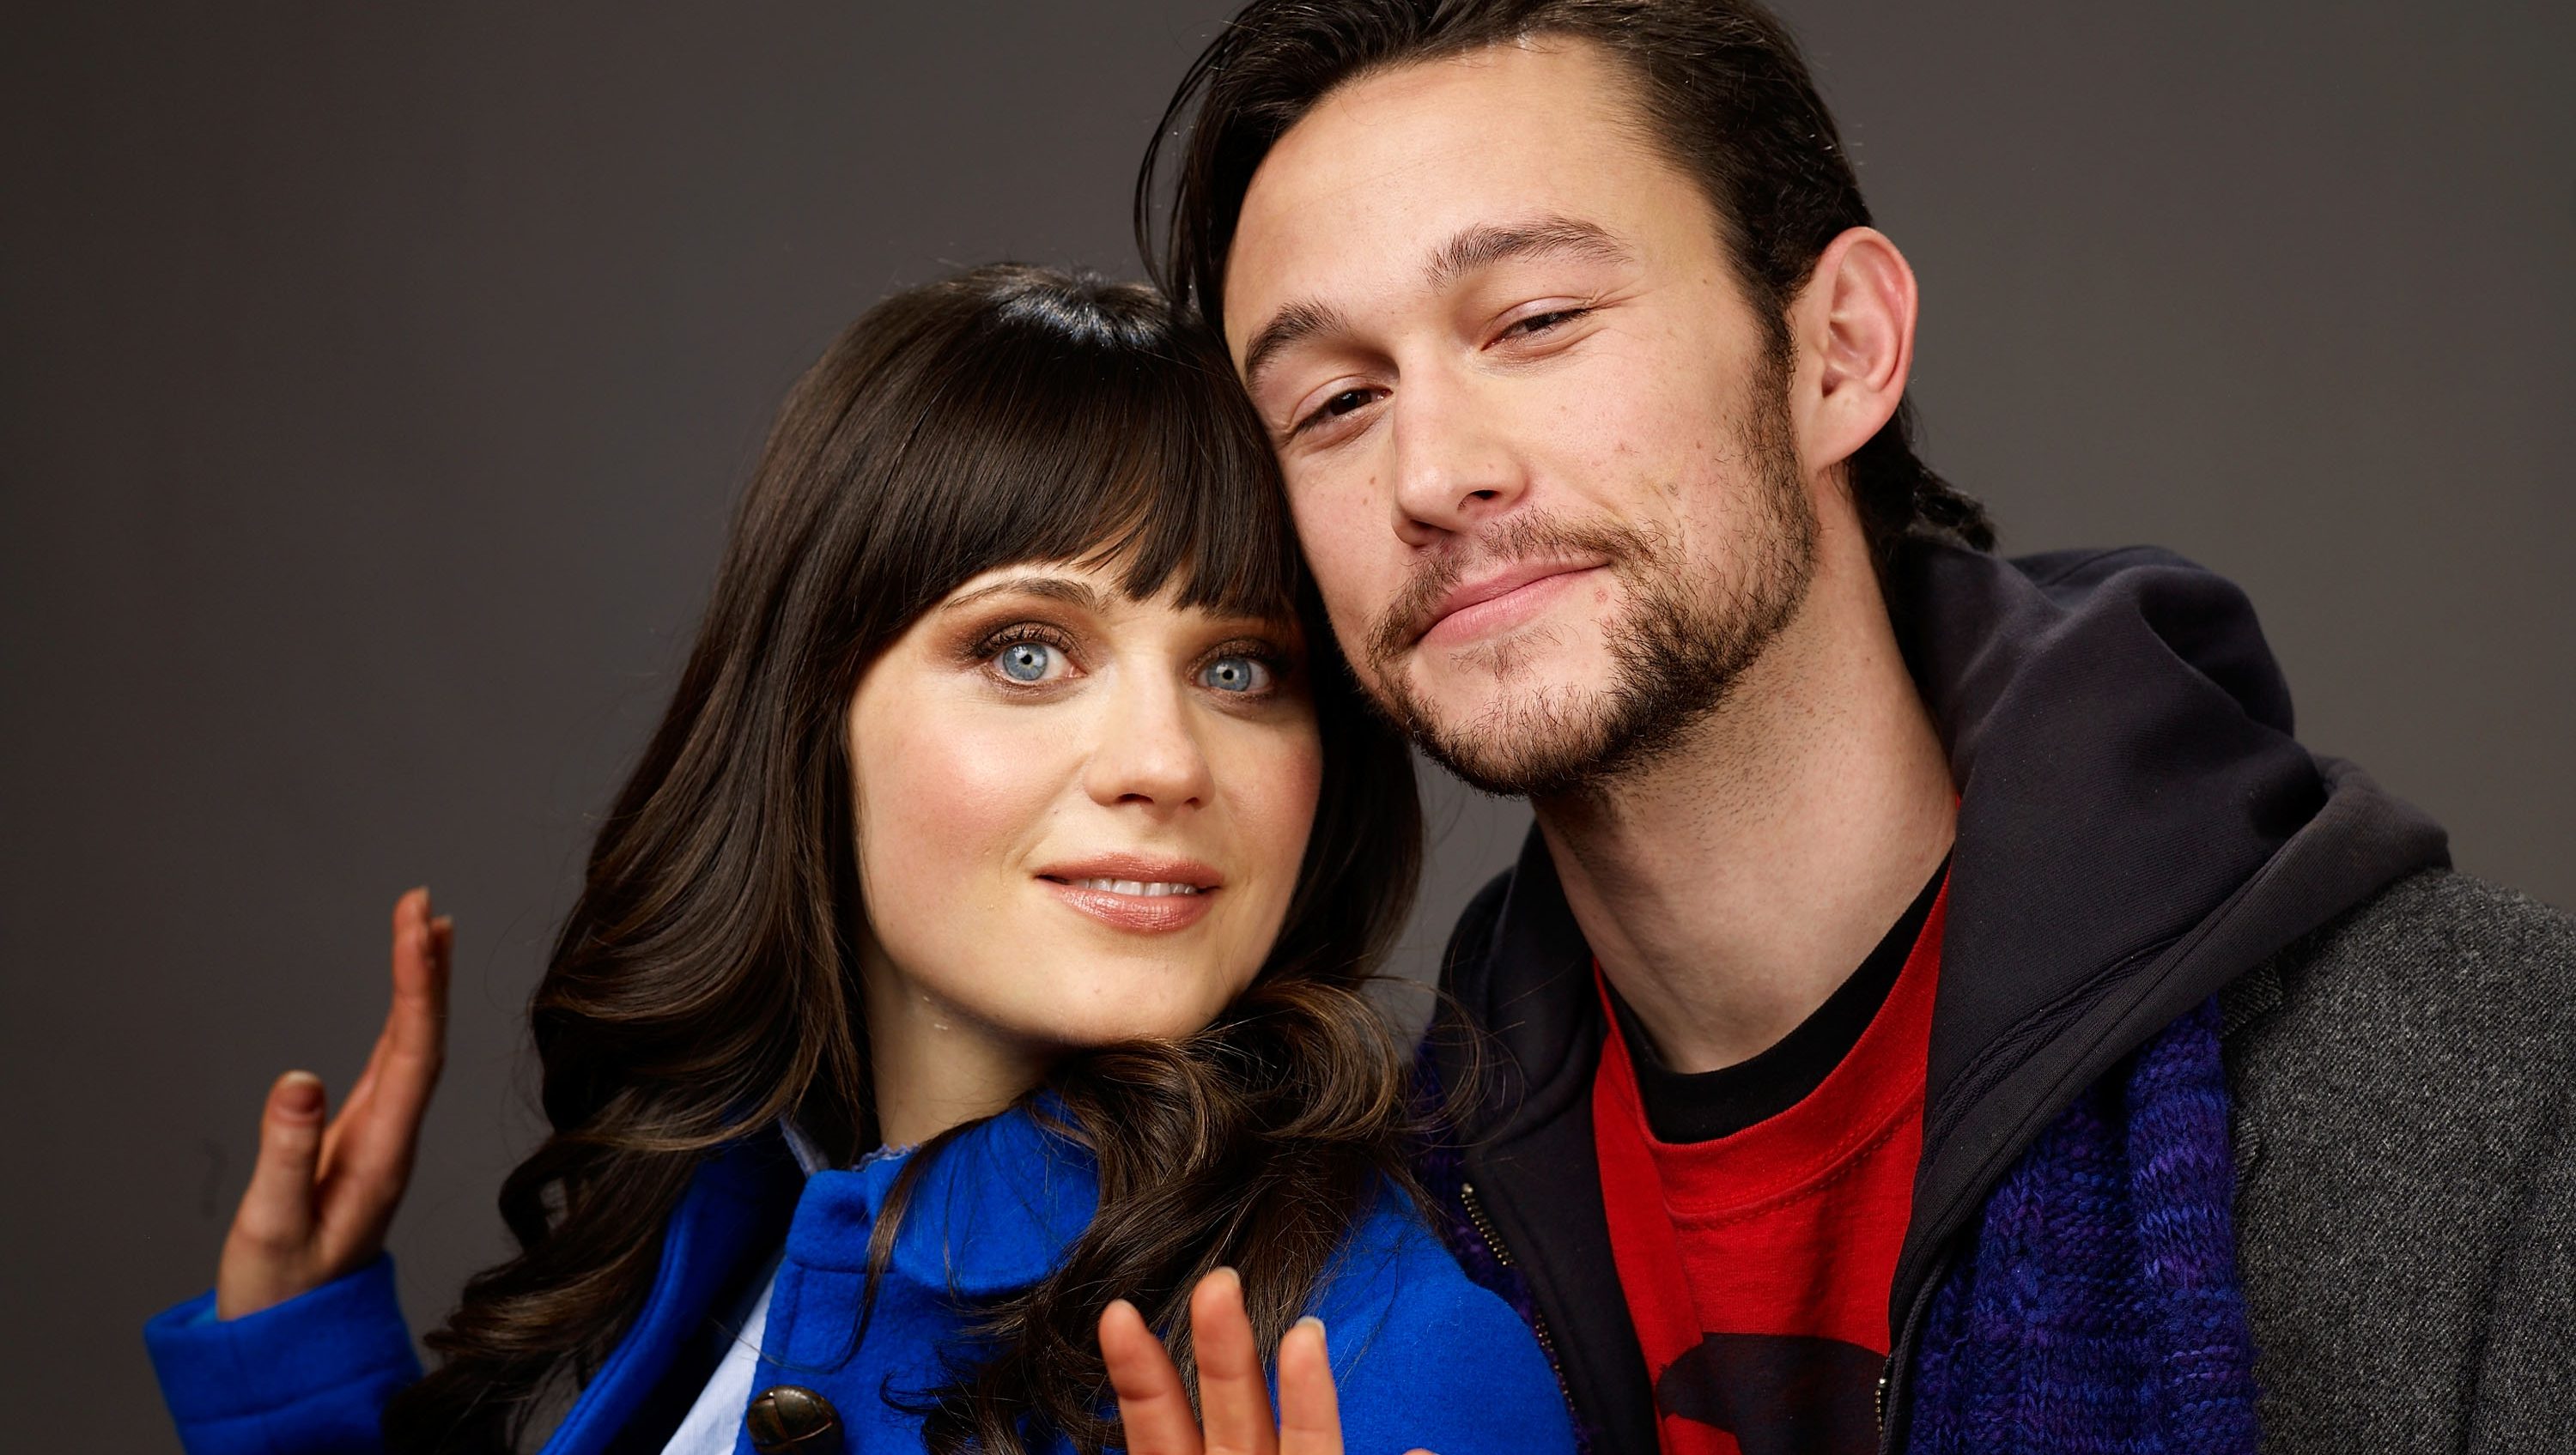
[
  {"x1": 1905, "y1": 997, "x2": 2261, "y2": 1452},
  {"x1": 1419, "y1": 997, "x2": 2263, "y2": 1453}
]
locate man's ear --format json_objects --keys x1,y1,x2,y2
[{"x1": 1788, "y1": 227, "x2": 1917, "y2": 478}]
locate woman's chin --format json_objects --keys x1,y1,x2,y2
[{"x1": 994, "y1": 967, "x2": 1242, "y2": 1054}]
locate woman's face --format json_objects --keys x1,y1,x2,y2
[{"x1": 847, "y1": 559, "x2": 1323, "y2": 1075}]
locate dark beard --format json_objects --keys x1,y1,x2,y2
[{"x1": 1366, "y1": 379, "x2": 1818, "y2": 799}]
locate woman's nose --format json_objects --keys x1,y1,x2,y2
[{"x1": 1080, "y1": 676, "x2": 1214, "y2": 814}]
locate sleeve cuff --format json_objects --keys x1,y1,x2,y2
[{"x1": 144, "y1": 1253, "x2": 423, "y2": 1454}]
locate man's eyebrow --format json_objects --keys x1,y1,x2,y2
[
  {"x1": 939, "y1": 575, "x2": 1110, "y2": 615},
  {"x1": 1241, "y1": 299, "x2": 1352, "y2": 393},
  {"x1": 1424, "y1": 215, "x2": 1632, "y2": 292},
  {"x1": 1239, "y1": 217, "x2": 1632, "y2": 393}
]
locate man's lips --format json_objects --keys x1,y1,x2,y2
[
  {"x1": 1416, "y1": 560, "x2": 1608, "y2": 651},
  {"x1": 1035, "y1": 853, "x2": 1221, "y2": 934}
]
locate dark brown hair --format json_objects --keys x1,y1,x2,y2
[
  {"x1": 385, "y1": 265, "x2": 1425, "y2": 1452},
  {"x1": 1136, "y1": 0, "x2": 1995, "y2": 567}
]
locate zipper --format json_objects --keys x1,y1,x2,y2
[
  {"x1": 1875, "y1": 1245, "x2": 1953, "y2": 1454},
  {"x1": 1459, "y1": 1178, "x2": 1570, "y2": 1391}
]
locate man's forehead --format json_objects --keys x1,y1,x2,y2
[{"x1": 1221, "y1": 39, "x2": 1682, "y2": 351}]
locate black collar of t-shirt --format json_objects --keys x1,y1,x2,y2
[{"x1": 1607, "y1": 856, "x2": 1949, "y2": 1145}]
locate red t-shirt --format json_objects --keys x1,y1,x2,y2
[{"x1": 1591, "y1": 881, "x2": 1947, "y2": 1455}]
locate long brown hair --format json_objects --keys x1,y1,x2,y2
[{"x1": 386, "y1": 266, "x2": 1425, "y2": 1452}]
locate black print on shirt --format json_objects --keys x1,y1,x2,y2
[{"x1": 1655, "y1": 1332, "x2": 1880, "y2": 1455}]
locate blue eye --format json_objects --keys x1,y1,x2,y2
[
  {"x1": 997, "y1": 641, "x2": 1055, "y2": 682},
  {"x1": 1199, "y1": 654, "x2": 1273, "y2": 694}
]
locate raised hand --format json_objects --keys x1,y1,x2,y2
[
  {"x1": 1101, "y1": 1266, "x2": 1437, "y2": 1455},
  {"x1": 215, "y1": 888, "x2": 452, "y2": 1319}
]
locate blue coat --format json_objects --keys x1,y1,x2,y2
[{"x1": 145, "y1": 1107, "x2": 1577, "y2": 1455}]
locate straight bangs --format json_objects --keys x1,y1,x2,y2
[{"x1": 843, "y1": 269, "x2": 1303, "y2": 641}]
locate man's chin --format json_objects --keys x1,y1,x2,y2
[
  {"x1": 1385, "y1": 618, "x2": 1743, "y2": 798},
  {"x1": 1396, "y1": 677, "x2": 1631, "y2": 798}
]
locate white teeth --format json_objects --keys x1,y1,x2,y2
[{"x1": 1066, "y1": 877, "x2": 1204, "y2": 896}]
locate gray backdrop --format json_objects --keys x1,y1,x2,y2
[{"x1": 3, "y1": 4, "x2": 2568, "y2": 1449}]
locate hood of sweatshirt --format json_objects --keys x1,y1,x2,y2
[{"x1": 1429, "y1": 540, "x2": 2450, "y2": 1449}]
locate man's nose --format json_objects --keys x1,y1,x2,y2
[
  {"x1": 1388, "y1": 370, "x2": 1528, "y2": 547},
  {"x1": 1080, "y1": 674, "x2": 1214, "y2": 815}
]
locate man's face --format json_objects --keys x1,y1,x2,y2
[{"x1": 1224, "y1": 39, "x2": 1818, "y2": 796}]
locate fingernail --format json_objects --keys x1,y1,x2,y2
[
  {"x1": 1295, "y1": 1314, "x2": 1327, "y2": 1353},
  {"x1": 276, "y1": 1070, "x2": 325, "y2": 1118}
]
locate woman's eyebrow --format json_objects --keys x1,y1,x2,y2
[
  {"x1": 939, "y1": 575, "x2": 1111, "y2": 615},
  {"x1": 1197, "y1": 609, "x2": 1303, "y2": 640}
]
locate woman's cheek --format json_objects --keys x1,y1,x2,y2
[
  {"x1": 854, "y1": 697, "x2": 1062, "y2": 965},
  {"x1": 1224, "y1": 718, "x2": 1326, "y2": 969}
]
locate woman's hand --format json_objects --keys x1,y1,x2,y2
[
  {"x1": 1100, "y1": 1266, "x2": 1437, "y2": 1455},
  {"x1": 215, "y1": 888, "x2": 452, "y2": 1319}
]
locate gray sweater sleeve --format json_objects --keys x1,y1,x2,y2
[
  {"x1": 2464, "y1": 1098, "x2": 2576, "y2": 1452},
  {"x1": 2224, "y1": 870, "x2": 2576, "y2": 1455}
]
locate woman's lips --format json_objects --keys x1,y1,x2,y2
[
  {"x1": 1039, "y1": 878, "x2": 1218, "y2": 933},
  {"x1": 1034, "y1": 855, "x2": 1222, "y2": 935}
]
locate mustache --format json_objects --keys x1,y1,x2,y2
[{"x1": 1364, "y1": 512, "x2": 1663, "y2": 669}]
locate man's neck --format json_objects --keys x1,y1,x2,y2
[{"x1": 1534, "y1": 535, "x2": 1955, "y2": 1076}]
